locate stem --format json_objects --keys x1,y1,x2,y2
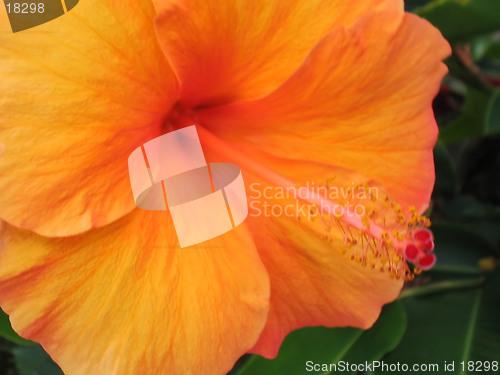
[{"x1": 398, "y1": 277, "x2": 484, "y2": 300}]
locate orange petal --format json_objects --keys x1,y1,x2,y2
[
  {"x1": 153, "y1": 0, "x2": 402, "y2": 107},
  {"x1": 0, "y1": 211, "x2": 270, "y2": 374},
  {"x1": 199, "y1": 131, "x2": 406, "y2": 358},
  {"x1": 247, "y1": 211, "x2": 403, "y2": 357},
  {"x1": 0, "y1": 0, "x2": 178, "y2": 236},
  {"x1": 197, "y1": 11, "x2": 451, "y2": 212}
]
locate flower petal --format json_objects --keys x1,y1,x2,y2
[
  {"x1": 247, "y1": 210, "x2": 403, "y2": 358},
  {"x1": 197, "y1": 11, "x2": 451, "y2": 212},
  {"x1": 0, "y1": 0, "x2": 178, "y2": 236},
  {"x1": 0, "y1": 211, "x2": 270, "y2": 374},
  {"x1": 199, "y1": 131, "x2": 405, "y2": 358},
  {"x1": 153, "y1": 0, "x2": 402, "y2": 107}
]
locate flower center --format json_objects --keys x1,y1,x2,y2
[{"x1": 162, "y1": 103, "x2": 197, "y2": 134}]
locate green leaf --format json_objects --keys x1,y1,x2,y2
[
  {"x1": 466, "y1": 218, "x2": 500, "y2": 250},
  {"x1": 433, "y1": 143, "x2": 459, "y2": 196},
  {"x1": 399, "y1": 277, "x2": 484, "y2": 300},
  {"x1": 378, "y1": 270, "x2": 500, "y2": 374},
  {"x1": 416, "y1": 0, "x2": 500, "y2": 43},
  {"x1": 430, "y1": 222, "x2": 497, "y2": 274},
  {"x1": 454, "y1": 136, "x2": 500, "y2": 204},
  {"x1": 439, "y1": 88, "x2": 490, "y2": 144},
  {"x1": 234, "y1": 302, "x2": 406, "y2": 375},
  {"x1": 441, "y1": 195, "x2": 497, "y2": 221},
  {"x1": 470, "y1": 36, "x2": 495, "y2": 61},
  {"x1": 485, "y1": 40, "x2": 500, "y2": 60},
  {"x1": 405, "y1": 0, "x2": 434, "y2": 12},
  {"x1": 13, "y1": 345, "x2": 63, "y2": 375},
  {"x1": 444, "y1": 53, "x2": 494, "y2": 94},
  {"x1": 486, "y1": 89, "x2": 500, "y2": 133},
  {"x1": 438, "y1": 195, "x2": 500, "y2": 249},
  {"x1": 0, "y1": 308, "x2": 34, "y2": 346}
]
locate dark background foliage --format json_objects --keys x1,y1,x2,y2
[{"x1": 1, "y1": 0, "x2": 499, "y2": 374}]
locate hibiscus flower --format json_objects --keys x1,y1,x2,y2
[{"x1": 0, "y1": 0, "x2": 450, "y2": 374}]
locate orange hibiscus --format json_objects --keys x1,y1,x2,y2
[{"x1": 0, "y1": 0, "x2": 450, "y2": 374}]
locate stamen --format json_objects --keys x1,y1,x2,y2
[
  {"x1": 193, "y1": 127, "x2": 437, "y2": 280},
  {"x1": 292, "y1": 178, "x2": 436, "y2": 280}
]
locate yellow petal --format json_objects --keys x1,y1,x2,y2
[
  {"x1": 0, "y1": 211, "x2": 270, "y2": 374},
  {"x1": 197, "y1": 11, "x2": 451, "y2": 212},
  {"x1": 0, "y1": 0, "x2": 178, "y2": 236},
  {"x1": 154, "y1": 0, "x2": 402, "y2": 107}
]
